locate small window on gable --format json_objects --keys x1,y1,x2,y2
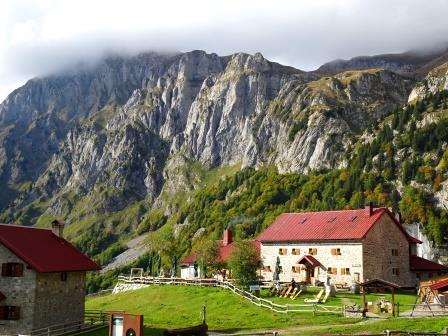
[
  {"x1": 60, "y1": 272, "x2": 68, "y2": 281},
  {"x1": 1, "y1": 263, "x2": 23, "y2": 277},
  {"x1": 348, "y1": 216, "x2": 358, "y2": 222},
  {"x1": 291, "y1": 248, "x2": 300, "y2": 255},
  {"x1": 299, "y1": 218, "x2": 307, "y2": 224},
  {"x1": 328, "y1": 217, "x2": 337, "y2": 222}
]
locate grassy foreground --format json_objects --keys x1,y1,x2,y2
[{"x1": 85, "y1": 285, "x2": 448, "y2": 335}]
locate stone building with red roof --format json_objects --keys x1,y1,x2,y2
[
  {"x1": 257, "y1": 204, "x2": 448, "y2": 288},
  {"x1": 0, "y1": 220, "x2": 100, "y2": 335}
]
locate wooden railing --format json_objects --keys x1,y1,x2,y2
[
  {"x1": 114, "y1": 275, "x2": 344, "y2": 316},
  {"x1": 29, "y1": 310, "x2": 108, "y2": 336}
]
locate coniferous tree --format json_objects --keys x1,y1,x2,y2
[{"x1": 391, "y1": 110, "x2": 399, "y2": 129}]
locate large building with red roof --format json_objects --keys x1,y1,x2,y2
[
  {"x1": 257, "y1": 204, "x2": 448, "y2": 287},
  {"x1": 0, "y1": 220, "x2": 99, "y2": 335}
]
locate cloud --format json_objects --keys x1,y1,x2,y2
[{"x1": 1, "y1": 0, "x2": 448, "y2": 102}]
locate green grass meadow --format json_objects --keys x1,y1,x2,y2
[{"x1": 84, "y1": 285, "x2": 448, "y2": 335}]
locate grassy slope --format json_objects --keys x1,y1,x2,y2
[{"x1": 85, "y1": 286, "x2": 448, "y2": 336}]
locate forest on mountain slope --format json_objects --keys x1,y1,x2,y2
[{"x1": 85, "y1": 89, "x2": 448, "y2": 292}]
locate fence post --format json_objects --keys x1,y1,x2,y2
[
  {"x1": 396, "y1": 302, "x2": 400, "y2": 317},
  {"x1": 313, "y1": 304, "x2": 316, "y2": 316}
]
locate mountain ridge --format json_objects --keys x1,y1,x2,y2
[{"x1": 0, "y1": 47, "x2": 448, "y2": 280}]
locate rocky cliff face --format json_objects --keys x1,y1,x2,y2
[
  {"x1": 0, "y1": 50, "x2": 418, "y2": 228},
  {"x1": 408, "y1": 63, "x2": 448, "y2": 101}
]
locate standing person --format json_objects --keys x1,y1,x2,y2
[
  {"x1": 275, "y1": 281, "x2": 281, "y2": 292},
  {"x1": 290, "y1": 278, "x2": 296, "y2": 289}
]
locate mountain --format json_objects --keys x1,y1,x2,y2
[
  {"x1": 317, "y1": 46, "x2": 448, "y2": 77},
  {"x1": 1, "y1": 48, "x2": 448, "y2": 285}
]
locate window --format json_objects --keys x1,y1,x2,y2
[
  {"x1": 278, "y1": 266, "x2": 283, "y2": 272},
  {"x1": 391, "y1": 249, "x2": 399, "y2": 256},
  {"x1": 263, "y1": 266, "x2": 272, "y2": 272},
  {"x1": 291, "y1": 266, "x2": 301, "y2": 273},
  {"x1": 392, "y1": 268, "x2": 400, "y2": 276},
  {"x1": 331, "y1": 248, "x2": 342, "y2": 255},
  {"x1": 1, "y1": 263, "x2": 23, "y2": 277},
  {"x1": 327, "y1": 267, "x2": 337, "y2": 275},
  {"x1": 278, "y1": 248, "x2": 287, "y2": 255},
  {"x1": 291, "y1": 248, "x2": 300, "y2": 255},
  {"x1": 0, "y1": 306, "x2": 20, "y2": 320},
  {"x1": 60, "y1": 272, "x2": 68, "y2": 281},
  {"x1": 340, "y1": 268, "x2": 350, "y2": 275},
  {"x1": 308, "y1": 248, "x2": 317, "y2": 255}
]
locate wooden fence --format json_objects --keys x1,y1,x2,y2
[
  {"x1": 114, "y1": 275, "x2": 344, "y2": 316},
  {"x1": 29, "y1": 309, "x2": 108, "y2": 336}
]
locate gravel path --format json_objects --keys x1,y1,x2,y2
[{"x1": 100, "y1": 234, "x2": 150, "y2": 274}]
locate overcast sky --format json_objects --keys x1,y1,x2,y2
[{"x1": 1, "y1": 0, "x2": 448, "y2": 103}]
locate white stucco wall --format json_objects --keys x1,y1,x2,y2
[
  {"x1": 260, "y1": 241, "x2": 364, "y2": 285},
  {"x1": 180, "y1": 266, "x2": 201, "y2": 279}
]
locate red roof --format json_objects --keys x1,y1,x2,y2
[
  {"x1": 181, "y1": 252, "x2": 197, "y2": 266},
  {"x1": 257, "y1": 207, "x2": 420, "y2": 243},
  {"x1": 0, "y1": 224, "x2": 100, "y2": 273},
  {"x1": 410, "y1": 255, "x2": 448, "y2": 272},
  {"x1": 181, "y1": 240, "x2": 260, "y2": 265},
  {"x1": 297, "y1": 255, "x2": 321, "y2": 267},
  {"x1": 430, "y1": 279, "x2": 448, "y2": 291}
]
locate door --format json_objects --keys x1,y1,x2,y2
[{"x1": 305, "y1": 266, "x2": 311, "y2": 283}]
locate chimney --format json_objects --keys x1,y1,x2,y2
[
  {"x1": 223, "y1": 229, "x2": 233, "y2": 246},
  {"x1": 51, "y1": 219, "x2": 65, "y2": 238},
  {"x1": 365, "y1": 202, "x2": 374, "y2": 216}
]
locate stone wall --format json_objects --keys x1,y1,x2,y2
[
  {"x1": 260, "y1": 242, "x2": 363, "y2": 284},
  {"x1": 33, "y1": 271, "x2": 86, "y2": 329},
  {"x1": 0, "y1": 244, "x2": 37, "y2": 335},
  {"x1": 362, "y1": 214, "x2": 415, "y2": 287}
]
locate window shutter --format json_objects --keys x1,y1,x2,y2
[
  {"x1": 13, "y1": 263, "x2": 23, "y2": 277},
  {"x1": 13, "y1": 306, "x2": 20, "y2": 320},
  {"x1": 313, "y1": 248, "x2": 317, "y2": 255},
  {"x1": 331, "y1": 248, "x2": 335, "y2": 255}
]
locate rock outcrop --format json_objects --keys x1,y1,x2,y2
[{"x1": 0, "y1": 50, "x2": 417, "y2": 226}]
